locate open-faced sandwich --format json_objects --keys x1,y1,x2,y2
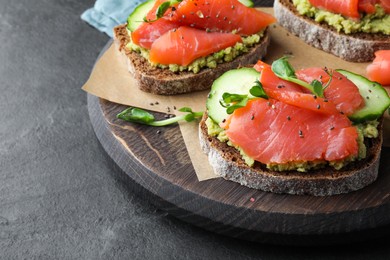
[
  {"x1": 274, "y1": 0, "x2": 390, "y2": 62},
  {"x1": 199, "y1": 57, "x2": 390, "y2": 196},
  {"x1": 113, "y1": 0, "x2": 275, "y2": 95}
]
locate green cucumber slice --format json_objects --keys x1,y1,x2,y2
[
  {"x1": 206, "y1": 68, "x2": 260, "y2": 124},
  {"x1": 127, "y1": 0, "x2": 155, "y2": 32},
  {"x1": 239, "y1": 0, "x2": 255, "y2": 7},
  {"x1": 337, "y1": 69, "x2": 390, "y2": 123}
]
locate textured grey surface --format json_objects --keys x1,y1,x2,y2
[{"x1": 1, "y1": 0, "x2": 390, "y2": 259}]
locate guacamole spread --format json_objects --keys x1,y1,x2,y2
[
  {"x1": 205, "y1": 116, "x2": 379, "y2": 172},
  {"x1": 126, "y1": 30, "x2": 264, "y2": 73},
  {"x1": 293, "y1": 0, "x2": 390, "y2": 35}
]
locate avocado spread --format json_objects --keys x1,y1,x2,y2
[
  {"x1": 126, "y1": 30, "x2": 264, "y2": 73},
  {"x1": 293, "y1": 0, "x2": 390, "y2": 35},
  {"x1": 205, "y1": 116, "x2": 379, "y2": 172}
]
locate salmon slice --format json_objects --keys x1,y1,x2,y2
[
  {"x1": 358, "y1": 0, "x2": 377, "y2": 13},
  {"x1": 222, "y1": 99, "x2": 359, "y2": 164},
  {"x1": 380, "y1": 0, "x2": 390, "y2": 13},
  {"x1": 296, "y1": 68, "x2": 364, "y2": 115},
  {"x1": 149, "y1": 26, "x2": 242, "y2": 66},
  {"x1": 171, "y1": 0, "x2": 276, "y2": 35},
  {"x1": 258, "y1": 66, "x2": 340, "y2": 115},
  {"x1": 309, "y1": 0, "x2": 360, "y2": 18},
  {"x1": 131, "y1": 19, "x2": 180, "y2": 49},
  {"x1": 367, "y1": 50, "x2": 390, "y2": 86}
]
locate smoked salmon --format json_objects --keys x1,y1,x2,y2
[
  {"x1": 131, "y1": 19, "x2": 180, "y2": 49},
  {"x1": 367, "y1": 50, "x2": 390, "y2": 86},
  {"x1": 309, "y1": 0, "x2": 360, "y2": 18},
  {"x1": 130, "y1": 0, "x2": 275, "y2": 66},
  {"x1": 358, "y1": 0, "x2": 377, "y2": 13},
  {"x1": 254, "y1": 61, "x2": 364, "y2": 115},
  {"x1": 222, "y1": 99, "x2": 358, "y2": 164},
  {"x1": 149, "y1": 26, "x2": 242, "y2": 66},
  {"x1": 258, "y1": 66, "x2": 341, "y2": 115},
  {"x1": 296, "y1": 68, "x2": 365, "y2": 115},
  {"x1": 171, "y1": 0, "x2": 276, "y2": 35},
  {"x1": 309, "y1": 0, "x2": 390, "y2": 18}
]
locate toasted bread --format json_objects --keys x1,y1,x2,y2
[
  {"x1": 113, "y1": 24, "x2": 271, "y2": 95},
  {"x1": 273, "y1": 0, "x2": 390, "y2": 62},
  {"x1": 199, "y1": 113, "x2": 383, "y2": 196}
]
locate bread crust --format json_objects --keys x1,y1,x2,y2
[
  {"x1": 199, "y1": 113, "x2": 383, "y2": 196},
  {"x1": 273, "y1": 0, "x2": 390, "y2": 62},
  {"x1": 113, "y1": 24, "x2": 270, "y2": 95}
]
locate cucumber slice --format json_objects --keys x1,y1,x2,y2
[
  {"x1": 206, "y1": 68, "x2": 260, "y2": 124},
  {"x1": 239, "y1": 0, "x2": 255, "y2": 7},
  {"x1": 337, "y1": 69, "x2": 390, "y2": 123},
  {"x1": 127, "y1": 0, "x2": 155, "y2": 32}
]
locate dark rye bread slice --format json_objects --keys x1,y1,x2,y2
[
  {"x1": 113, "y1": 24, "x2": 270, "y2": 95},
  {"x1": 273, "y1": 0, "x2": 390, "y2": 62},
  {"x1": 199, "y1": 113, "x2": 383, "y2": 196}
]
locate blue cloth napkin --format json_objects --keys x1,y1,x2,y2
[{"x1": 81, "y1": 0, "x2": 147, "y2": 37}]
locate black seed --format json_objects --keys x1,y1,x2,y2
[
  {"x1": 313, "y1": 95, "x2": 317, "y2": 99},
  {"x1": 150, "y1": 103, "x2": 154, "y2": 106},
  {"x1": 173, "y1": 106, "x2": 177, "y2": 110},
  {"x1": 368, "y1": 89, "x2": 372, "y2": 93},
  {"x1": 287, "y1": 116, "x2": 291, "y2": 121},
  {"x1": 330, "y1": 126, "x2": 335, "y2": 130},
  {"x1": 157, "y1": 130, "x2": 161, "y2": 134},
  {"x1": 171, "y1": 7, "x2": 176, "y2": 11},
  {"x1": 317, "y1": 104, "x2": 321, "y2": 109},
  {"x1": 251, "y1": 115, "x2": 254, "y2": 120},
  {"x1": 324, "y1": 99, "x2": 328, "y2": 102},
  {"x1": 222, "y1": 119, "x2": 226, "y2": 123},
  {"x1": 231, "y1": 5, "x2": 235, "y2": 9},
  {"x1": 223, "y1": 16, "x2": 227, "y2": 20},
  {"x1": 155, "y1": 101, "x2": 159, "y2": 105},
  {"x1": 340, "y1": 111, "x2": 344, "y2": 115},
  {"x1": 366, "y1": 96, "x2": 370, "y2": 99}
]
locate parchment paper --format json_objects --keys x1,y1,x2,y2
[{"x1": 82, "y1": 8, "x2": 389, "y2": 181}]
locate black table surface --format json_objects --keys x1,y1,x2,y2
[{"x1": 2, "y1": 0, "x2": 390, "y2": 259}]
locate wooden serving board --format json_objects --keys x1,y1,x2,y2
[{"x1": 88, "y1": 94, "x2": 390, "y2": 245}]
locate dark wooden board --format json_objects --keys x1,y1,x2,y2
[{"x1": 88, "y1": 94, "x2": 390, "y2": 245}]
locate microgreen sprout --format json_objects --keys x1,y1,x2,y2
[
  {"x1": 143, "y1": 0, "x2": 182, "y2": 22},
  {"x1": 271, "y1": 56, "x2": 331, "y2": 98},
  {"x1": 117, "y1": 107, "x2": 203, "y2": 126},
  {"x1": 220, "y1": 80, "x2": 268, "y2": 114}
]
